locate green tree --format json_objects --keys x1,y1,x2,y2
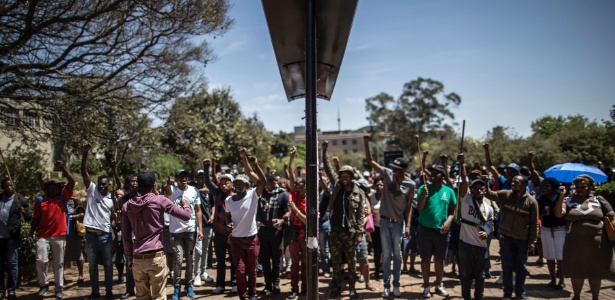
[
  {"x1": 0, "y1": 0, "x2": 232, "y2": 142},
  {"x1": 365, "y1": 77, "x2": 461, "y2": 158},
  {"x1": 162, "y1": 88, "x2": 274, "y2": 171},
  {"x1": 0, "y1": 142, "x2": 48, "y2": 200}
]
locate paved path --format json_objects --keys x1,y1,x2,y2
[{"x1": 16, "y1": 241, "x2": 615, "y2": 299}]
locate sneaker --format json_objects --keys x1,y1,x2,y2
[
  {"x1": 202, "y1": 272, "x2": 214, "y2": 283},
  {"x1": 261, "y1": 288, "x2": 271, "y2": 296},
  {"x1": 286, "y1": 292, "x2": 298, "y2": 299},
  {"x1": 273, "y1": 285, "x2": 281, "y2": 295},
  {"x1": 382, "y1": 288, "x2": 390, "y2": 298},
  {"x1": 358, "y1": 275, "x2": 365, "y2": 283},
  {"x1": 120, "y1": 292, "x2": 135, "y2": 299},
  {"x1": 495, "y1": 276, "x2": 503, "y2": 285},
  {"x1": 186, "y1": 286, "x2": 195, "y2": 298},
  {"x1": 349, "y1": 290, "x2": 358, "y2": 299},
  {"x1": 212, "y1": 287, "x2": 224, "y2": 294},
  {"x1": 38, "y1": 286, "x2": 49, "y2": 296},
  {"x1": 393, "y1": 287, "x2": 402, "y2": 297},
  {"x1": 55, "y1": 291, "x2": 63, "y2": 299},
  {"x1": 193, "y1": 276, "x2": 202, "y2": 287},
  {"x1": 435, "y1": 284, "x2": 448, "y2": 297},
  {"x1": 172, "y1": 287, "x2": 180, "y2": 300},
  {"x1": 231, "y1": 286, "x2": 238, "y2": 293},
  {"x1": 421, "y1": 287, "x2": 431, "y2": 299}
]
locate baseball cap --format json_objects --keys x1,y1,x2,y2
[
  {"x1": 233, "y1": 174, "x2": 250, "y2": 185},
  {"x1": 497, "y1": 164, "x2": 507, "y2": 170},
  {"x1": 429, "y1": 164, "x2": 447, "y2": 175},
  {"x1": 338, "y1": 165, "x2": 354, "y2": 175},
  {"x1": 470, "y1": 179, "x2": 487, "y2": 188},
  {"x1": 219, "y1": 174, "x2": 234, "y2": 182},
  {"x1": 196, "y1": 169, "x2": 205, "y2": 175},
  {"x1": 389, "y1": 158, "x2": 409, "y2": 170},
  {"x1": 137, "y1": 170, "x2": 157, "y2": 187},
  {"x1": 44, "y1": 179, "x2": 65, "y2": 187},
  {"x1": 175, "y1": 169, "x2": 189, "y2": 177},
  {"x1": 505, "y1": 163, "x2": 521, "y2": 174}
]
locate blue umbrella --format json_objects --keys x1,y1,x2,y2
[{"x1": 544, "y1": 163, "x2": 608, "y2": 183}]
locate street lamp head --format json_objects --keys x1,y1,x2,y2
[{"x1": 262, "y1": 0, "x2": 358, "y2": 101}]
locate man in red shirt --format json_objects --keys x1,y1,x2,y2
[
  {"x1": 286, "y1": 146, "x2": 307, "y2": 300},
  {"x1": 30, "y1": 161, "x2": 75, "y2": 299}
]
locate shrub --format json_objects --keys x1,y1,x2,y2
[{"x1": 596, "y1": 181, "x2": 615, "y2": 208}]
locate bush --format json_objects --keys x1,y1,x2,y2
[{"x1": 596, "y1": 181, "x2": 615, "y2": 208}]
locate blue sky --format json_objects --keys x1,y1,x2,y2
[{"x1": 201, "y1": 0, "x2": 615, "y2": 139}]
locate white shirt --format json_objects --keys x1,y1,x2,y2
[
  {"x1": 83, "y1": 182, "x2": 114, "y2": 232},
  {"x1": 225, "y1": 188, "x2": 260, "y2": 237},
  {"x1": 168, "y1": 185, "x2": 200, "y2": 234},
  {"x1": 459, "y1": 194, "x2": 494, "y2": 248}
]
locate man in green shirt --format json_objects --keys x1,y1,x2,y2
[{"x1": 417, "y1": 165, "x2": 457, "y2": 298}]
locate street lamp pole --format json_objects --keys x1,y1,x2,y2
[{"x1": 304, "y1": 0, "x2": 319, "y2": 298}]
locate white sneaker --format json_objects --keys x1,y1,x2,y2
[
  {"x1": 434, "y1": 284, "x2": 448, "y2": 297},
  {"x1": 358, "y1": 275, "x2": 365, "y2": 283},
  {"x1": 393, "y1": 287, "x2": 402, "y2": 297},
  {"x1": 231, "y1": 286, "x2": 238, "y2": 293},
  {"x1": 422, "y1": 287, "x2": 431, "y2": 298},
  {"x1": 193, "y1": 276, "x2": 202, "y2": 287},
  {"x1": 212, "y1": 286, "x2": 224, "y2": 294},
  {"x1": 382, "y1": 289, "x2": 390, "y2": 298},
  {"x1": 201, "y1": 272, "x2": 214, "y2": 283}
]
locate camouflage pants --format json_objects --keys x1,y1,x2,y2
[{"x1": 330, "y1": 227, "x2": 357, "y2": 291}]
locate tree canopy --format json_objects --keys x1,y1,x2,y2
[{"x1": 0, "y1": 0, "x2": 232, "y2": 144}]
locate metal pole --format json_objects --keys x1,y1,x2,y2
[{"x1": 305, "y1": 0, "x2": 319, "y2": 298}]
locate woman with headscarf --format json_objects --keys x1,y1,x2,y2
[
  {"x1": 537, "y1": 178, "x2": 566, "y2": 289},
  {"x1": 555, "y1": 174, "x2": 614, "y2": 300}
]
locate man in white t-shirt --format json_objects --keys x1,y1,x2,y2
[
  {"x1": 457, "y1": 154, "x2": 494, "y2": 300},
  {"x1": 165, "y1": 169, "x2": 203, "y2": 300},
  {"x1": 226, "y1": 153, "x2": 266, "y2": 300},
  {"x1": 81, "y1": 144, "x2": 115, "y2": 300}
]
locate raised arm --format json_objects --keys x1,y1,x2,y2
[
  {"x1": 288, "y1": 146, "x2": 298, "y2": 191},
  {"x1": 422, "y1": 150, "x2": 430, "y2": 176},
  {"x1": 248, "y1": 155, "x2": 266, "y2": 196},
  {"x1": 332, "y1": 157, "x2": 341, "y2": 173},
  {"x1": 164, "y1": 176, "x2": 174, "y2": 198},
  {"x1": 202, "y1": 159, "x2": 219, "y2": 191},
  {"x1": 483, "y1": 143, "x2": 500, "y2": 181},
  {"x1": 458, "y1": 153, "x2": 469, "y2": 197},
  {"x1": 363, "y1": 135, "x2": 382, "y2": 171},
  {"x1": 80, "y1": 144, "x2": 92, "y2": 188},
  {"x1": 527, "y1": 151, "x2": 541, "y2": 186},
  {"x1": 240, "y1": 148, "x2": 259, "y2": 185},
  {"x1": 439, "y1": 154, "x2": 453, "y2": 187},
  {"x1": 57, "y1": 160, "x2": 75, "y2": 193},
  {"x1": 322, "y1": 141, "x2": 338, "y2": 186},
  {"x1": 111, "y1": 160, "x2": 122, "y2": 190},
  {"x1": 554, "y1": 186, "x2": 568, "y2": 218}
]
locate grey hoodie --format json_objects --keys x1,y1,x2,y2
[{"x1": 122, "y1": 193, "x2": 191, "y2": 263}]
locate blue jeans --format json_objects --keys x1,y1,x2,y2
[
  {"x1": 319, "y1": 220, "x2": 331, "y2": 274},
  {"x1": 380, "y1": 219, "x2": 403, "y2": 289},
  {"x1": 500, "y1": 235, "x2": 528, "y2": 296},
  {"x1": 0, "y1": 238, "x2": 19, "y2": 293},
  {"x1": 85, "y1": 232, "x2": 114, "y2": 293},
  {"x1": 124, "y1": 252, "x2": 135, "y2": 293}
]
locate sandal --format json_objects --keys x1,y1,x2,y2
[
  {"x1": 365, "y1": 283, "x2": 376, "y2": 291},
  {"x1": 555, "y1": 282, "x2": 566, "y2": 290}
]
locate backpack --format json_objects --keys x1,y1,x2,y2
[{"x1": 36, "y1": 194, "x2": 71, "y2": 235}]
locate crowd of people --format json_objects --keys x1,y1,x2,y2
[{"x1": 0, "y1": 137, "x2": 613, "y2": 300}]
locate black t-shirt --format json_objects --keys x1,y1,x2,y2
[
  {"x1": 537, "y1": 194, "x2": 567, "y2": 228},
  {"x1": 331, "y1": 189, "x2": 351, "y2": 229}
]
